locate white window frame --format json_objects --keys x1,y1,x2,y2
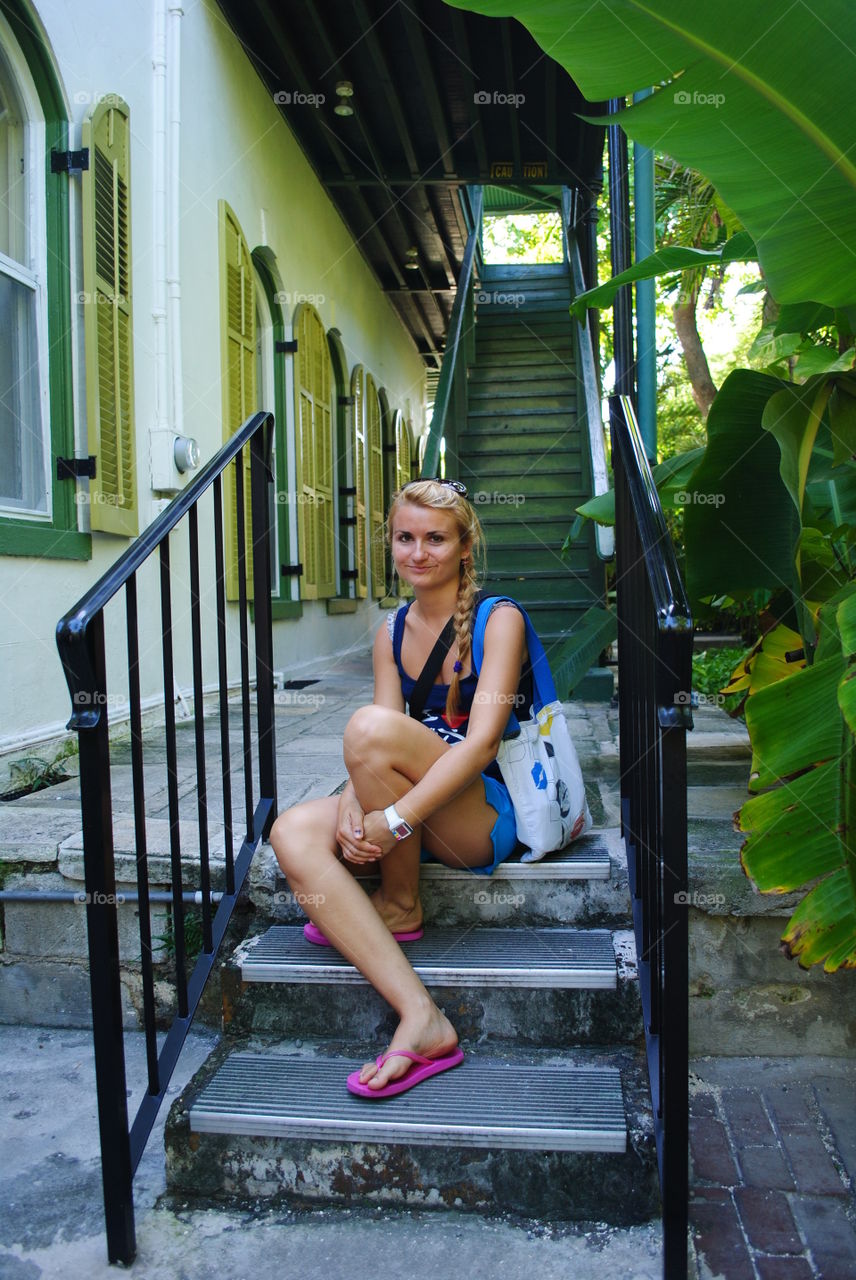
[{"x1": 0, "y1": 13, "x2": 51, "y2": 522}]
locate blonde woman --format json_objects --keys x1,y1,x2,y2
[{"x1": 270, "y1": 479, "x2": 529, "y2": 1097}]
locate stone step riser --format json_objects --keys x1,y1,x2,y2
[{"x1": 221, "y1": 970, "x2": 641, "y2": 1046}]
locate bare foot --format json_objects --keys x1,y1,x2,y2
[
  {"x1": 357, "y1": 999, "x2": 458, "y2": 1091},
  {"x1": 369, "y1": 887, "x2": 423, "y2": 936}
]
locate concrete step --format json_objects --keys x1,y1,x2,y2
[
  {"x1": 166, "y1": 1041, "x2": 659, "y2": 1222},
  {"x1": 221, "y1": 926, "x2": 640, "y2": 1046},
  {"x1": 271, "y1": 829, "x2": 628, "y2": 929}
]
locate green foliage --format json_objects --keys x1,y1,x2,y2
[
  {"x1": 692, "y1": 647, "x2": 746, "y2": 715},
  {"x1": 482, "y1": 211, "x2": 563, "y2": 264}
]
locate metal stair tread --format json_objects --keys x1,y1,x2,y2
[
  {"x1": 240, "y1": 925, "x2": 617, "y2": 989},
  {"x1": 419, "y1": 837, "x2": 612, "y2": 879},
  {"x1": 188, "y1": 1053, "x2": 626, "y2": 1152}
]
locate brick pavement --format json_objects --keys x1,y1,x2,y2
[{"x1": 689, "y1": 1057, "x2": 856, "y2": 1279}]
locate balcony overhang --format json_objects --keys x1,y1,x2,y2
[{"x1": 215, "y1": 0, "x2": 605, "y2": 367}]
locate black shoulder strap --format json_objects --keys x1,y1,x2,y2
[{"x1": 408, "y1": 616, "x2": 455, "y2": 721}]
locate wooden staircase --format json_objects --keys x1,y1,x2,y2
[{"x1": 452, "y1": 263, "x2": 607, "y2": 648}]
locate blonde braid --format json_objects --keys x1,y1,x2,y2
[{"x1": 446, "y1": 557, "x2": 480, "y2": 721}]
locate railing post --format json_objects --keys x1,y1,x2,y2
[
  {"x1": 74, "y1": 613, "x2": 136, "y2": 1264},
  {"x1": 251, "y1": 414, "x2": 277, "y2": 837}
]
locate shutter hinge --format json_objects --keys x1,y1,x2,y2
[
  {"x1": 339, "y1": 396, "x2": 355, "y2": 406},
  {"x1": 280, "y1": 563, "x2": 303, "y2": 577},
  {"x1": 341, "y1": 569, "x2": 359, "y2": 579},
  {"x1": 51, "y1": 148, "x2": 90, "y2": 174},
  {"x1": 383, "y1": 443, "x2": 396, "y2": 453},
  {"x1": 56, "y1": 456, "x2": 97, "y2": 480},
  {"x1": 275, "y1": 340, "x2": 298, "y2": 354},
  {"x1": 339, "y1": 515, "x2": 357, "y2": 526},
  {"x1": 339, "y1": 485, "x2": 357, "y2": 496}
]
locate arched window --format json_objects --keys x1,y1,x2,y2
[
  {"x1": 294, "y1": 303, "x2": 335, "y2": 599},
  {"x1": 394, "y1": 411, "x2": 413, "y2": 491},
  {"x1": 0, "y1": 5, "x2": 85, "y2": 559}
]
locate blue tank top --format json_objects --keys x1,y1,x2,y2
[{"x1": 391, "y1": 599, "x2": 528, "y2": 784}]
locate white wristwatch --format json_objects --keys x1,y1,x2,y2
[{"x1": 384, "y1": 803, "x2": 414, "y2": 841}]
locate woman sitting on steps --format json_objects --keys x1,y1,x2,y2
[{"x1": 270, "y1": 478, "x2": 528, "y2": 1098}]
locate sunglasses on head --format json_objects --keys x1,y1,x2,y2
[{"x1": 402, "y1": 477, "x2": 468, "y2": 496}]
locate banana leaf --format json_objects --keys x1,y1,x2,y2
[
  {"x1": 682, "y1": 370, "x2": 800, "y2": 605},
  {"x1": 570, "y1": 235, "x2": 755, "y2": 321},
  {"x1": 443, "y1": 0, "x2": 856, "y2": 308}
]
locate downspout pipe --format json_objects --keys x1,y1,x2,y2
[
  {"x1": 167, "y1": 1, "x2": 184, "y2": 439},
  {"x1": 633, "y1": 89, "x2": 657, "y2": 462}
]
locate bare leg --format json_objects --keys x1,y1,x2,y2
[{"x1": 270, "y1": 796, "x2": 456, "y2": 1090}]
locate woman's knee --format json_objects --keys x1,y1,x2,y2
[
  {"x1": 343, "y1": 703, "x2": 400, "y2": 768},
  {"x1": 269, "y1": 801, "x2": 334, "y2": 875}
]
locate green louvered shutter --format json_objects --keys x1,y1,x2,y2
[
  {"x1": 366, "y1": 374, "x2": 385, "y2": 597},
  {"x1": 351, "y1": 366, "x2": 368, "y2": 598},
  {"x1": 219, "y1": 201, "x2": 256, "y2": 600},
  {"x1": 394, "y1": 412, "x2": 414, "y2": 598},
  {"x1": 81, "y1": 98, "x2": 137, "y2": 535},
  {"x1": 295, "y1": 305, "x2": 335, "y2": 599}
]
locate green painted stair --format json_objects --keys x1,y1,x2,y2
[{"x1": 450, "y1": 263, "x2": 612, "y2": 698}]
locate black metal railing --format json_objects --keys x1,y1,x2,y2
[
  {"x1": 421, "y1": 185, "x2": 483, "y2": 477},
  {"x1": 55, "y1": 411, "x2": 277, "y2": 1265},
  {"x1": 611, "y1": 393, "x2": 692, "y2": 1280}
]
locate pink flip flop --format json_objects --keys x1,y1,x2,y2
[
  {"x1": 347, "y1": 1047, "x2": 465, "y2": 1099},
  {"x1": 303, "y1": 920, "x2": 424, "y2": 947}
]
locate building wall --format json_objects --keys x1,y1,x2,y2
[{"x1": 0, "y1": 0, "x2": 426, "y2": 763}]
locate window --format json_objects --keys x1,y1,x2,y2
[
  {"x1": 218, "y1": 200, "x2": 255, "y2": 600},
  {"x1": 81, "y1": 96, "x2": 137, "y2": 535},
  {"x1": 294, "y1": 303, "x2": 334, "y2": 599}
]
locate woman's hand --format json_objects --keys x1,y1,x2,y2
[{"x1": 336, "y1": 795, "x2": 385, "y2": 864}]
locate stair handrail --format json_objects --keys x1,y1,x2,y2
[
  {"x1": 611, "y1": 391, "x2": 692, "y2": 1280},
  {"x1": 421, "y1": 185, "x2": 483, "y2": 478},
  {"x1": 55, "y1": 409, "x2": 277, "y2": 1266},
  {"x1": 563, "y1": 188, "x2": 613, "y2": 561}
]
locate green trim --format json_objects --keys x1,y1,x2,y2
[
  {"x1": 326, "y1": 597, "x2": 357, "y2": 615},
  {"x1": 251, "y1": 599, "x2": 304, "y2": 622},
  {"x1": 252, "y1": 250, "x2": 296, "y2": 605},
  {"x1": 0, "y1": 523, "x2": 90, "y2": 559},
  {"x1": 0, "y1": 2, "x2": 86, "y2": 559}
]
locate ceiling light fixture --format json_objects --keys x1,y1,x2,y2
[{"x1": 335, "y1": 80, "x2": 354, "y2": 117}]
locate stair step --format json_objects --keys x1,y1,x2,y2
[
  {"x1": 473, "y1": 348, "x2": 576, "y2": 367},
  {"x1": 476, "y1": 307, "x2": 572, "y2": 326},
  {"x1": 240, "y1": 926, "x2": 617, "y2": 990},
  {"x1": 188, "y1": 1053, "x2": 626, "y2": 1151},
  {"x1": 468, "y1": 362, "x2": 577, "y2": 383},
  {"x1": 461, "y1": 430, "x2": 579, "y2": 453},
  {"x1": 466, "y1": 403, "x2": 575, "y2": 419},
  {"x1": 467, "y1": 394, "x2": 577, "y2": 413},
  {"x1": 468, "y1": 378, "x2": 577, "y2": 397},
  {"x1": 481, "y1": 262, "x2": 567, "y2": 280},
  {"x1": 461, "y1": 466, "x2": 584, "y2": 490},
  {"x1": 167, "y1": 1043, "x2": 659, "y2": 1221},
  {"x1": 482, "y1": 574, "x2": 591, "y2": 602}
]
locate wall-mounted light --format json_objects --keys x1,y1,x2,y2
[
  {"x1": 335, "y1": 80, "x2": 354, "y2": 117},
  {"x1": 404, "y1": 246, "x2": 420, "y2": 271},
  {"x1": 174, "y1": 435, "x2": 200, "y2": 473}
]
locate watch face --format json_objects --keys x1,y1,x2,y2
[{"x1": 393, "y1": 820, "x2": 412, "y2": 839}]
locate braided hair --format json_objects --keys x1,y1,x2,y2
[{"x1": 386, "y1": 480, "x2": 484, "y2": 722}]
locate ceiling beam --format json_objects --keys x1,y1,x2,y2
[
  {"x1": 448, "y1": 9, "x2": 489, "y2": 178},
  {"x1": 399, "y1": 6, "x2": 456, "y2": 179},
  {"x1": 501, "y1": 22, "x2": 522, "y2": 178}
]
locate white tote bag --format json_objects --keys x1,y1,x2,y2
[{"x1": 472, "y1": 597, "x2": 592, "y2": 862}]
